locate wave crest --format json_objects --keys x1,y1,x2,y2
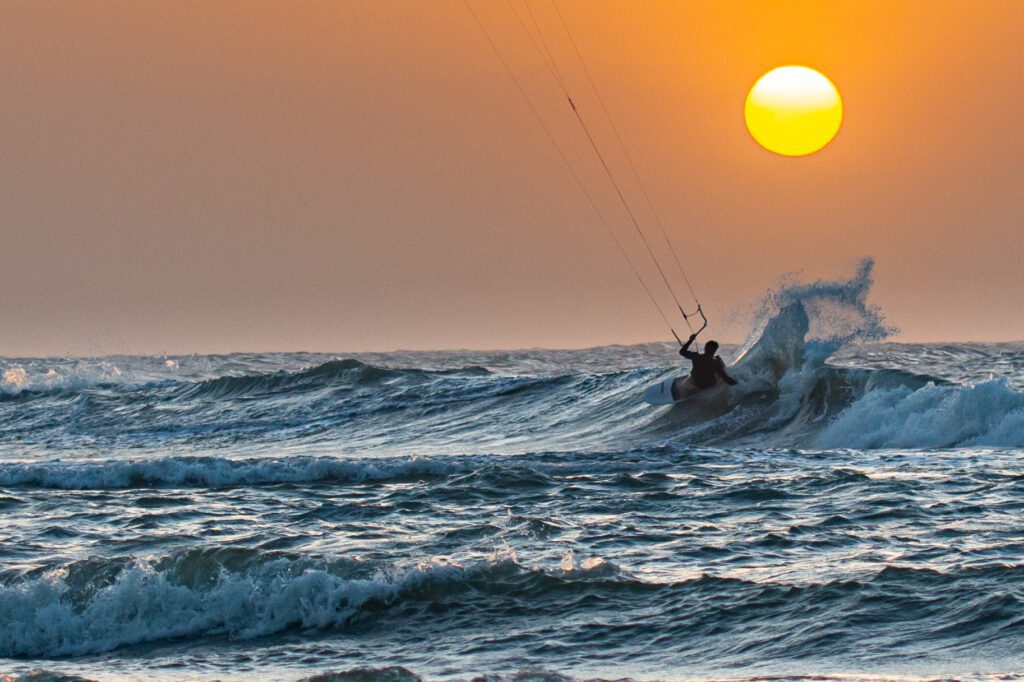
[
  {"x1": 0, "y1": 548, "x2": 621, "y2": 658},
  {"x1": 0, "y1": 455, "x2": 468, "y2": 490},
  {"x1": 4, "y1": 546, "x2": 1024, "y2": 660}
]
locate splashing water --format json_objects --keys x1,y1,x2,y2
[{"x1": 732, "y1": 258, "x2": 894, "y2": 369}]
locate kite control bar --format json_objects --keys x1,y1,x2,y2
[
  {"x1": 672, "y1": 305, "x2": 708, "y2": 347},
  {"x1": 684, "y1": 305, "x2": 708, "y2": 335}
]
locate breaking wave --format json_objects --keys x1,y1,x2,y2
[
  {"x1": 648, "y1": 259, "x2": 1024, "y2": 448},
  {"x1": 0, "y1": 259, "x2": 1021, "y2": 453},
  {"x1": 3, "y1": 545, "x2": 1024, "y2": 660},
  {"x1": 0, "y1": 455, "x2": 471, "y2": 490}
]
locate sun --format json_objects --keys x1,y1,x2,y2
[{"x1": 745, "y1": 66, "x2": 843, "y2": 157}]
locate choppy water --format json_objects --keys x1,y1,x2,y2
[{"x1": 2, "y1": 265, "x2": 1024, "y2": 681}]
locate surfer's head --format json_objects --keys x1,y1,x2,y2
[{"x1": 704, "y1": 340, "x2": 719, "y2": 355}]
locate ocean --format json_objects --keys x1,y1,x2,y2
[{"x1": 2, "y1": 270, "x2": 1024, "y2": 681}]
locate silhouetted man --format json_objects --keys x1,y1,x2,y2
[{"x1": 679, "y1": 334, "x2": 737, "y2": 389}]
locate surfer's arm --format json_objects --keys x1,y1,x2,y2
[
  {"x1": 716, "y1": 358, "x2": 738, "y2": 385},
  {"x1": 678, "y1": 334, "x2": 699, "y2": 360}
]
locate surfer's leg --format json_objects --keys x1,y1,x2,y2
[{"x1": 670, "y1": 378, "x2": 684, "y2": 401}]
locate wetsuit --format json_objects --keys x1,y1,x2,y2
[{"x1": 679, "y1": 339, "x2": 737, "y2": 389}]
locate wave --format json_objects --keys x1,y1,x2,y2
[
  {"x1": 646, "y1": 260, "x2": 1024, "y2": 448},
  {"x1": 0, "y1": 451, "x2": 894, "y2": 492},
  {"x1": 0, "y1": 262, "x2": 1022, "y2": 451},
  {"x1": 2, "y1": 672, "x2": 102, "y2": 682},
  {"x1": 816, "y1": 377, "x2": 1024, "y2": 448},
  {"x1": 4, "y1": 545, "x2": 1024, "y2": 660},
  {"x1": 11, "y1": 673, "x2": 1024, "y2": 682},
  {"x1": 0, "y1": 448, "x2": 774, "y2": 491},
  {"x1": 174, "y1": 359, "x2": 493, "y2": 401},
  {"x1": 0, "y1": 547, "x2": 617, "y2": 658},
  {"x1": 0, "y1": 455, "x2": 472, "y2": 490},
  {"x1": 0, "y1": 358, "x2": 493, "y2": 402}
]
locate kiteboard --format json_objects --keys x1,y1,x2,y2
[{"x1": 643, "y1": 375, "x2": 699, "y2": 405}]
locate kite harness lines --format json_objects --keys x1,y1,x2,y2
[{"x1": 463, "y1": 0, "x2": 709, "y2": 348}]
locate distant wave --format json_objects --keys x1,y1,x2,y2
[
  {"x1": 173, "y1": 359, "x2": 493, "y2": 401},
  {"x1": 0, "y1": 358, "x2": 493, "y2": 401},
  {"x1": 0, "y1": 455, "x2": 472, "y2": 490},
  {"x1": 0, "y1": 450, "x2": 731, "y2": 491}
]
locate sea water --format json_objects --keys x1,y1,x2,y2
[{"x1": 2, "y1": 265, "x2": 1024, "y2": 681}]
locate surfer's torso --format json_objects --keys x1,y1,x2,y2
[
  {"x1": 687, "y1": 354, "x2": 728, "y2": 389},
  {"x1": 677, "y1": 333, "x2": 737, "y2": 392}
]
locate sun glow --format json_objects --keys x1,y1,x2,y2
[{"x1": 745, "y1": 66, "x2": 843, "y2": 157}]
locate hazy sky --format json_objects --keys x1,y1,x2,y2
[{"x1": 2, "y1": 0, "x2": 1022, "y2": 356}]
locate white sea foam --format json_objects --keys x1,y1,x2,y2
[
  {"x1": 1, "y1": 367, "x2": 28, "y2": 390},
  {"x1": 0, "y1": 361, "x2": 126, "y2": 396},
  {"x1": 0, "y1": 556, "x2": 473, "y2": 657},
  {"x1": 720, "y1": 260, "x2": 1024, "y2": 448},
  {"x1": 816, "y1": 377, "x2": 1024, "y2": 448},
  {"x1": 0, "y1": 551, "x2": 621, "y2": 658}
]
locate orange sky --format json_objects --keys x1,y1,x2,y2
[{"x1": 1, "y1": 1, "x2": 1022, "y2": 356}]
